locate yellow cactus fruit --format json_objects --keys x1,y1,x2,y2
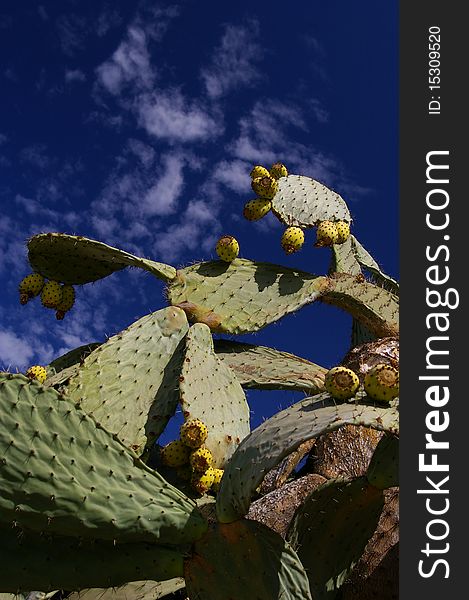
[
  {"x1": 324, "y1": 366, "x2": 360, "y2": 401},
  {"x1": 56, "y1": 284, "x2": 76, "y2": 320},
  {"x1": 251, "y1": 175, "x2": 278, "y2": 200},
  {"x1": 315, "y1": 220, "x2": 339, "y2": 247},
  {"x1": 25, "y1": 365, "x2": 47, "y2": 384},
  {"x1": 216, "y1": 235, "x2": 239, "y2": 262},
  {"x1": 250, "y1": 165, "x2": 270, "y2": 179},
  {"x1": 211, "y1": 468, "x2": 224, "y2": 492},
  {"x1": 243, "y1": 198, "x2": 272, "y2": 221},
  {"x1": 161, "y1": 440, "x2": 191, "y2": 467},
  {"x1": 190, "y1": 447, "x2": 213, "y2": 473},
  {"x1": 364, "y1": 364, "x2": 399, "y2": 403},
  {"x1": 281, "y1": 226, "x2": 305, "y2": 254},
  {"x1": 18, "y1": 273, "x2": 45, "y2": 304},
  {"x1": 269, "y1": 162, "x2": 288, "y2": 179},
  {"x1": 180, "y1": 419, "x2": 209, "y2": 449},
  {"x1": 40, "y1": 280, "x2": 63, "y2": 309},
  {"x1": 335, "y1": 221, "x2": 351, "y2": 244},
  {"x1": 191, "y1": 467, "x2": 216, "y2": 495}
]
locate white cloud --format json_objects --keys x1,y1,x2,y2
[
  {"x1": 211, "y1": 159, "x2": 251, "y2": 194},
  {"x1": 142, "y1": 153, "x2": 185, "y2": 216},
  {"x1": 138, "y1": 90, "x2": 223, "y2": 143},
  {"x1": 0, "y1": 330, "x2": 35, "y2": 370},
  {"x1": 96, "y1": 25, "x2": 154, "y2": 95},
  {"x1": 201, "y1": 21, "x2": 264, "y2": 99}
]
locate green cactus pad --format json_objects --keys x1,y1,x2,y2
[
  {"x1": 271, "y1": 175, "x2": 351, "y2": 228},
  {"x1": 216, "y1": 394, "x2": 399, "y2": 522},
  {"x1": 66, "y1": 307, "x2": 189, "y2": 454},
  {"x1": 367, "y1": 433, "x2": 399, "y2": 489},
  {"x1": 65, "y1": 579, "x2": 186, "y2": 600},
  {"x1": 48, "y1": 342, "x2": 102, "y2": 374},
  {"x1": 28, "y1": 233, "x2": 176, "y2": 285},
  {"x1": 167, "y1": 259, "x2": 329, "y2": 335},
  {"x1": 0, "y1": 524, "x2": 183, "y2": 593},
  {"x1": 184, "y1": 519, "x2": 312, "y2": 600},
  {"x1": 180, "y1": 324, "x2": 250, "y2": 468},
  {"x1": 214, "y1": 339, "x2": 326, "y2": 393},
  {"x1": 0, "y1": 373, "x2": 207, "y2": 545},
  {"x1": 329, "y1": 236, "x2": 362, "y2": 276},
  {"x1": 321, "y1": 273, "x2": 399, "y2": 338},
  {"x1": 287, "y1": 477, "x2": 384, "y2": 599},
  {"x1": 351, "y1": 235, "x2": 399, "y2": 295}
]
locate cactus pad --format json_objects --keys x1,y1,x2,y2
[
  {"x1": 271, "y1": 175, "x2": 351, "y2": 228},
  {"x1": 214, "y1": 339, "x2": 327, "y2": 393},
  {"x1": 216, "y1": 393, "x2": 399, "y2": 522},
  {"x1": 184, "y1": 519, "x2": 312, "y2": 600},
  {"x1": 287, "y1": 477, "x2": 385, "y2": 599},
  {"x1": 28, "y1": 233, "x2": 176, "y2": 285},
  {"x1": 179, "y1": 324, "x2": 250, "y2": 468},
  {"x1": 0, "y1": 524, "x2": 184, "y2": 593},
  {"x1": 167, "y1": 259, "x2": 329, "y2": 335},
  {"x1": 0, "y1": 373, "x2": 208, "y2": 545},
  {"x1": 66, "y1": 307, "x2": 189, "y2": 454},
  {"x1": 65, "y1": 579, "x2": 186, "y2": 600},
  {"x1": 367, "y1": 433, "x2": 399, "y2": 489}
]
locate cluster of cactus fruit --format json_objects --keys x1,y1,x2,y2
[
  {"x1": 161, "y1": 419, "x2": 224, "y2": 495},
  {"x1": 19, "y1": 272, "x2": 75, "y2": 319},
  {"x1": 2, "y1": 161, "x2": 399, "y2": 600}
]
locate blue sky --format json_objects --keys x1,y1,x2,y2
[{"x1": 0, "y1": 1, "x2": 398, "y2": 432}]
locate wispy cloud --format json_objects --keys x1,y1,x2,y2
[
  {"x1": 65, "y1": 69, "x2": 86, "y2": 84},
  {"x1": 96, "y1": 25, "x2": 154, "y2": 95},
  {"x1": 201, "y1": 21, "x2": 264, "y2": 99},
  {"x1": 138, "y1": 89, "x2": 223, "y2": 143},
  {"x1": 142, "y1": 152, "x2": 185, "y2": 216}
]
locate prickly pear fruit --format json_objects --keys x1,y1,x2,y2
[
  {"x1": 216, "y1": 235, "x2": 239, "y2": 262},
  {"x1": 269, "y1": 162, "x2": 288, "y2": 179},
  {"x1": 315, "y1": 220, "x2": 339, "y2": 247},
  {"x1": 18, "y1": 273, "x2": 45, "y2": 304},
  {"x1": 243, "y1": 198, "x2": 272, "y2": 222},
  {"x1": 161, "y1": 440, "x2": 191, "y2": 467},
  {"x1": 364, "y1": 364, "x2": 399, "y2": 402},
  {"x1": 324, "y1": 366, "x2": 360, "y2": 400},
  {"x1": 180, "y1": 419, "x2": 209, "y2": 449},
  {"x1": 250, "y1": 165, "x2": 270, "y2": 179},
  {"x1": 335, "y1": 220, "x2": 351, "y2": 244},
  {"x1": 281, "y1": 226, "x2": 305, "y2": 254},
  {"x1": 211, "y1": 468, "x2": 224, "y2": 492},
  {"x1": 190, "y1": 447, "x2": 213, "y2": 473},
  {"x1": 191, "y1": 467, "x2": 216, "y2": 495},
  {"x1": 251, "y1": 176, "x2": 278, "y2": 200},
  {"x1": 25, "y1": 365, "x2": 47, "y2": 384},
  {"x1": 40, "y1": 280, "x2": 63, "y2": 309},
  {"x1": 56, "y1": 284, "x2": 76, "y2": 320}
]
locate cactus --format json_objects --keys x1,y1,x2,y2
[
  {"x1": 4, "y1": 162, "x2": 399, "y2": 598},
  {"x1": 65, "y1": 307, "x2": 189, "y2": 454},
  {"x1": 287, "y1": 477, "x2": 385, "y2": 599},
  {"x1": 184, "y1": 519, "x2": 312, "y2": 600},
  {"x1": 179, "y1": 323, "x2": 250, "y2": 468},
  {"x1": 213, "y1": 339, "x2": 327, "y2": 393},
  {"x1": 28, "y1": 233, "x2": 176, "y2": 284},
  {"x1": 270, "y1": 175, "x2": 351, "y2": 228}
]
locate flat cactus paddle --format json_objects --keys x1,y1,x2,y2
[
  {"x1": 28, "y1": 233, "x2": 176, "y2": 284},
  {"x1": 271, "y1": 175, "x2": 351, "y2": 228},
  {"x1": 0, "y1": 524, "x2": 183, "y2": 593},
  {"x1": 0, "y1": 373, "x2": 207, "y2": 546},
  {"x1": 287, "y1": 477, "x2": 385, "y2": 599},
  {"x1": 65, "y1": 579, "x2": 186, "y2": 600},
  {"x1": 184, "y1": 519, "x2": 312, "y2": 600},
  {"x1": 214, "y1": 339, "x2": 326, "y2": 393},
  {"x1": 216, "y1": 393, "x2": 399, "y2": 522},
  {"x1": 167, "y1": 259, "x2": 329, "y2": 335},
  {"x1": 66, "y1": 307, "x2": 189, "y2": 454},
  {"x1": 180, "y1": 324, "x2": 250, "y2": 468},
  {"x1": 366, "y1": 433, "x2": 399, "y2": 490}
]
